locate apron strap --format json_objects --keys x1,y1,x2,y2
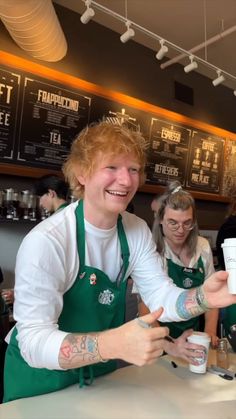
[
  {"x1": 79, "y1": 366, "x2": 94, "y2": 388},
  {"x1": 75, "y1": 201, "x2": 130, "y2": 280},
  {"x1": 76, "y1": 200, "x2": 86, "y2": 269},
  {"x1": 117, "y1": 214, "x2": 130, "y2": 283}
]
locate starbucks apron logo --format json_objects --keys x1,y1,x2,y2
[
  {"x1": 98, "y1": 289, "x2": 115, "y2": 305},
  {"x1": 183, "y1": 277, "x2": 193, "y2": 288}
]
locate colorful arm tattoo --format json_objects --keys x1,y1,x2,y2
[
  {"x1": 176, "y1": 286, "x2": 210, "y2": 320},
  {"x1": 59, "y1": 334, "x2": 107, "y2": 369}
]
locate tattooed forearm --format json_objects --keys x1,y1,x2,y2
[
  {"x1": 59, "y1": 333, "x2": 103, "y2": 369},
  {"x1": 176, "y1": 286, "x2": 210, "y2": 320}
]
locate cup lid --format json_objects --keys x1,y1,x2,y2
[{"x1": 222, "y1": 238, "x2": 236, "y2": 247}]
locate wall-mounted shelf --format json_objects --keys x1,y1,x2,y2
[
  {"x1": 0, "y1": 218, "x2": 39, "y2": 224},
  {"x1": 0, "y1": 163, "x2": 60, "y2": 178},
  {"x1": 138, "y1": 184, "x2": 231, "y2": 203}
]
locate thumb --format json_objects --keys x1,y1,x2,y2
[
  {"x1": 206, "y1": 270, "x2": 228, "y2": 284},
  {"x1": 139, "y1": 307, "x2": 164, "y2": 326},
  {"x1": 213, "y1": 270, "x2": 228, "y2": 281},
  {"x1": 179, "y1": 329, "x2": 194, "y2": 340}
]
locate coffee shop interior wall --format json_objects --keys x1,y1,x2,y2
[{"x1": 0, "y1": 3, "x2": 233, "y2": 287}]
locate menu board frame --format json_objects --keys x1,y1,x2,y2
[
  {"x1": 0, "y1": 67, "x2": 21, "y2": 161},
  {"x1": 16, "y1": 77, "x2": 91, "y2": 169},
  {"x1": 185, "y1": 130, "x2": 225, "y2": 194},
  {"x1": 146, "y1": 117, "x2": 191, "y2": 186},
  {"x1": 0, "y1": 50, "x2": 235, "y2": 202}
]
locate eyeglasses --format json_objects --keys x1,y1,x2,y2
[{"x1": 165, "y1": 220, "x2": 195, "y2": 232}]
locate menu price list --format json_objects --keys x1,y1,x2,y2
[
  {"x1": 221, "y1": 139, "x2": 236, "y2": 196},
  {"x1": 186, "y1": 130, "x2": 225, "y2": 194},
  {"x1": 145, "y1": 118, "x2": 191, "y2": 186},
  {"x1": 0, "y1": 68, "x2": 20, "y2": 160},
  {"x1": 17, "y1": 77, "x2": 91, "y2": 168}
]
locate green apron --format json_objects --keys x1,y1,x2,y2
[
  {"x1": 3, "y1": 200, "x2": 130, "y2": 402},
  {"x1": 159, "y1": 257, "x2": 205, "y2": 338},
  {"x1": 56, "y1": 202, "x2": 69, "y2": 212},
  {"x1": 222, "y1": 304, "x2": 236, "y2": 336}
]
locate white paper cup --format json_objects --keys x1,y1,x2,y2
[
  {"x1": 221, "y1": 238, "x2": 236, "y2": 294},
  {"x1": 187, "y1": 332, "x2": 210, "y2": 373}
]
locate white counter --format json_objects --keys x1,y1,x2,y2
[{"x1": 1, "y1": 350, "x2": 236, "y2": 419}]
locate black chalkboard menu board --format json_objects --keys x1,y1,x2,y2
[
  {"x1": 16, "y1": 77, "x2": 91, "y2": 169},
  {"x1": 145, "y1": 118, "x2": 191, "y2": 186},
  {"x1": 186, "y1": 130, "x2": 225, "y2": 193},
  {"x1": 0, "y1": 51, "x2": 234, "y2": 202},
  {"x1": 0, "y1": 67, "x2": 21, "y2": 161},
  {"x1": 221, "y1": 139, "x2": 236, "y2": 196}
]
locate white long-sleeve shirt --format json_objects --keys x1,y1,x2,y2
[{"x1": 13, "y1": 202, "x2": 185, "y2": 370}]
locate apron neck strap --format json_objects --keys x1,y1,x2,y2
[
  {"x1": 75, "y1": 200, "x2": 130, "y2": 276},
  {"x1": 117, "y1": 214, "x2": 130, "y2": 276}
]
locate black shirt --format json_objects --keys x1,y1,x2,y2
[{"x1": 216, "y1": 215, "x2": 236, "y2": 269}]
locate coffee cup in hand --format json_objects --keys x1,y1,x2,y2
[
  {"x1": 221, "y1": 238, "x2": 236, "y2": 294},
  {"x1": 187, "y1": 332, "x2": 210, "y2": 374}
]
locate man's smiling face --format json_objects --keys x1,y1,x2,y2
[{"x1": 78, "y1": 151, "x2": 141, "y2": 228}]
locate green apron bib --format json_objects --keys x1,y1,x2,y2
[
  {"x1": 159, "y1": 257, "x2": 205, "y2": 338},
  {"x1": 3, "y1": 200, "x2": 130, "y2": 402}
]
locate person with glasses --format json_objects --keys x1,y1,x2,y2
[{"x1": 138, "y1": 181, "x2": 219, "y2": 348}]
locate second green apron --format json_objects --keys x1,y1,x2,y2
[{"x1": 159, "y1": 257, "x2": 205, "y2": 338}]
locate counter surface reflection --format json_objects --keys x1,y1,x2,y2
[{"x1": 1, "y1": 349, "x2": 236, "y2": 419}]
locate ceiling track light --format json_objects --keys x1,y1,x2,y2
[
  {"x1": 80, "y1": 0, "x2": 95, "y2": 24},
  {"x1": 212, "y1": 70, "x2": 225, "y2": 87},
  {"x1": 120, "y1": 20, "x2": 135, "y2": 43},
  {"x1": 81, "y1": 1, "x2": 236, "y2": 90},
  {"x1": 155, "y1": 39, "x2": 168, "y2": 60},
  {"x1": 184, "y1": 55, "x2": 198, "y2": 73}
]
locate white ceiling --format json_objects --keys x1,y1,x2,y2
[{"x1": 54, "y1": 0, "x2": 236, "y2": 90}]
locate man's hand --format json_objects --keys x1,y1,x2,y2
[
  {"x1": 98, "y1": 308, "x2": 170, "y2": 366},
  {"x1": 202, "y1": 270, "x2": 236, "y2": 308}
]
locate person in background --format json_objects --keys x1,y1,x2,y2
[
  {"x1": 216, "y1": 192, "x2": 236, "y2": 338},
  {"x1": 34, "y1": 174, "x2": 69, "y2": 215},
  {"x1": 138, "y1": 181, "x2": 219, "y2": 348},
  {"x1": 216, "y1": 192, "x2": 236, "y2": 270},
  {"x1": 3, "y1": 122, "x2": 234, "y2": 402}
]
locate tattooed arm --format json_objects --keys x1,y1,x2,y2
[
  {"x1": 59, "y1": 308, "x2": 169, "y2": 369},
  {"x1": 175, "y1": 271, "x2": 236, "y2": 321},
  {"x1": 175, "y1": 287, "x2": 209, "y2": 320},
  {"x1": 59, "y1": 334, "x2": 105, "y2": 369},
  {"x1": 59, "y1": 272, "x2": 236, "y2": 369}
]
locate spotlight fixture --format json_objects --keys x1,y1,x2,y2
[
  {"x1": 212, "y1": 70, "x2": 225, "y2": 87},
  {"x1": 120, "y1": 20, "x2": 135, "y2": 43},
  {"x1": 80, "y1": 0, "x2": 95, "y2": 24},
  {"x1": 155, "y1": 39, "x2": 168, "y2": 60},
  {"x1": 184, "y1": 55, "x2": 198, "y2": 73},
  {"x1": 76, "y1": 1, "x2": 236, "y2": 89}
]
